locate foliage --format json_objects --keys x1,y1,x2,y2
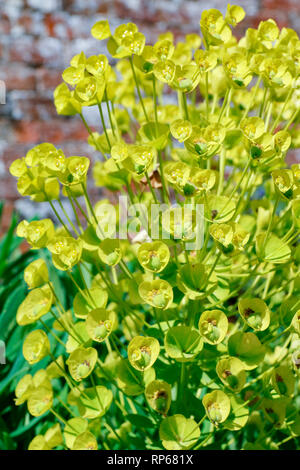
[{"x1": 4, "y1": 5, "x2": 300, "y2": 450}]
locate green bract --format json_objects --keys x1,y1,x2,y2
[
  {"x1": 199, "y1": 310, "x2": 228, "y2": 345},
  {"x1": 78, "y1": 386, "x2": 113, "y2": 419},
  {"x1": 73, "y1": 287, "x2": 108, "y2": 319},
  {"x1": 24, "y1": 259, "x2": 49, "y2": 289},
  {"x1": 66, "y1": 347, "x2": 98, "y2": 382},
  {"x1": 117, "y1": 359, "x2": 155, "y2": 396},
  {"x1": 23, "y1": 330, "x2": 50, "y2": 365},
  {"x1": 216, "y1": 357, "x2": 246, "y2": 392},
  {"x1": 138, "y1": 241, "x2": 170, "y2": 273},
  {"x1": 202, "y1": 390, "x2": 231, "y2": 425},
  {"x1": 164, "y1": 326, "x2": 203, "y2": 361},
  {"x1": 128, "y1": 335, "x2": 160, "y2": 371},
  {"x1": 159, "y1": 414, "x2": 200, "y2": 450},
  {"x1": 238, "y1": 298, "x2": 270, "y2": 331},
  {"x1": 138, "y1": 279, "x2": 173, "y2": 309},
  {"x1": 98, "y1": 238, "x2": 122, "y2": 266},
  {"x1": 16, "y1": 284, "x2": 53, "y2": 325},
  {"x1": 145, "y1": 380, "x2": 172, "y2": 415},
  {"x1": 85, "y1": 308, "x2": 115, "y2": 342},
  {"x1": 228, "y1": 332, "x2": 265, "y2": 370}
]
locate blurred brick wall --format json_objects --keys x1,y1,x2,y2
[{"x1": 0, "y1": 0, "x2": 299, "y2": 233}]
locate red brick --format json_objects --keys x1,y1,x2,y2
[
  {"x1": 13, "y1": 98, "x2": 58, "y2": 121},
  {"x1": 262, "y1": 0, "x2": 300, "y2": 11},
  {"x1": 14, "y1": 119, "x2": 89, "y2": 144},
  {"x1": 9, "y1": 37, "x2": 63, "y2": 67},
  {"x1": 0, "y1": 13, "x2": 11, "y2": 35},
  {"x1": 250, "y1": 11, "x2": 289, "y2": 29},
  {"x1": 1, "y1": 65, "x2": 36, "y2": 91},
  {"x1": 36, "y1": 68, "x2": 63, "y2": 93}
]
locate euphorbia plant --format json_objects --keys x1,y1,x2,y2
[{"x1": 9, "y1": 5, "x2": 300, "y2": 450}]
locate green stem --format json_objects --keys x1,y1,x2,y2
[
  {"x1": 97, "y1": 100, "x2": 111, "y2": 150},
  {"x1": 129, "y1": 56, "x2": 149, "y2": 122},
  {"x1": 80, "y1": 112, "x2": 107, "y2": 160}
]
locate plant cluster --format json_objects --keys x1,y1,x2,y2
[{"x1": 8, "y1": 5, "x2": 300, "y2": 450}]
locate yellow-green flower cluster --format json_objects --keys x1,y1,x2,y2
[{"x1": 9, "y1": 4, "x2": 300, "y2": 451}]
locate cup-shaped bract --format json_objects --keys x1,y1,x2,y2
[
  {"x1": 271, "y1": 365, "x2": 295, "y2": 397},
  {"x1": 28, "y1": 436, "x2": 51, "y2": 451},
  {"x1": 64, "y1": 418, "x2": 88, "y2": 449},
  {"x1": 153, "y1": 60, "x2": 176, "y2": 84},
  {"x1": 137, "y1": 122, "x2": 170, "y2": 150},
  {"x1": 73, "y1": 287, "x2": 108, "y2": 319},
  {"x1": 161, "y1": 206, "x2": 197, "y2": 241},
  {"x1": 16, "y1": 284, "x2": 53, "y2": 326},
  {"x1": 62, "y1": 65, "x2": 85, "y2": 87},
  {"x1": 54, "y1": 83, "x2": 82, "y2": 116},
  {"x1": 23, "y1": 329, "x2": 50, "y2": 365},
  {"x1": 170, "y1": 119, "x2": 192, "y2": 143},
  {"x1": 46, "y1": 355, "x2": 65, "y2": 379},
  {"x1": 177, "y1": 263, "x2": 216, "y2": 300},
  {"x1": 44, "y1": 423, "x2": 63, "y2": 449},
  {"x1": 194, "y1": 49, "x2": 217, "y2": 72},
  {"x1": 238, "y1": 298, "x2": 270, "y2": 331},
  {"x1": 159, "y1": 414, "x2": 200, "y2": 450},
  {"x1": 185, "y1": 124, "x2": 225, "y2": 160},
  {"x1": 240, "y1": 117, "x2": 265, "y2": 142},
  {"x1": 58, "y1": 157, "x2": 90, "y2": 186},
  {"x1": 8, "y1": 5, "x2": 300, "y2": 452},
  {"x1": 17, "y1": 219, "x2": 55, "y2": 249},
  {"x1": 210, "y1": 223, "x2": 234, "y2": 254},
  {"x1": 91, "y1": 20, "x2": 111, "y2": 40},
  {"x1": 273, "y1": 130, "x2": 291, "y2": 155},
  {"x1": 145, "y1": 380, "x2": 172, "y2": 415},
  {"x1": 262, "y1": 398, "x2": 286, "y2": 429},
  {"x1": 164, "y1": 325, "x2": 203, "y2": 362},
  {"x1": 216, "y1": 357, "x2": 246, "y2": 392},
  {"x1": 24, "y1": 259, "x2": 49, "y2": 289},
  {"x1": 203, "y1": 194, "x2": 236, "y2": 223},
  {"x1": 272, "y1": 169, "x2": 294, "y2": 200},
  {"x1": 202, "y1": 390, "x2": 231, "y2": 425},
  {"x1": 191, "y1": 169, "x2": 216, "y2": 193},
  {"x1": 138, "y1": 279, "x2": 173, "y2": 309},
  {"x1": 117, "y1": 358, "x2": 156, "y2": 396},
  {"x1": 78, "y1": 386, "x2": 113, "y2": 419},
  {"x1": 255, "y1": 232, "x2": 291, "y2": 264},
  {"x1": 199, "y1": 310, "x2": 228, "y2": 345},
  {"x1": 27, "y1": 387, "x2": 53, "y2": 417},
  {"x1": 72, "y1": 431, "x2": 98, "y2": 450},
  {"x1": 15, "y1": 374, "x2": 34, "y2": 406},
  {"x1": 200, "y1": 9, "x2": 232, "y2": 46},
  {"x1": 86, "y1": 308, "x2": 115, "y2": 343},
  {"x1": 122, "y1": 145, "x2": 156, "y2": 175},
  {"x1": 48, "y1": 236, "x2": 83, "y2": 271},
  {"x1": 225, "y1": 4, "x2": 245, "y2": 26},
  {"x1": 223, "y1": 395, "x2": 249, "y2": 432},
  {"x1": 137, "y1": 241, "x2": 170, "y2": 273},
  {"x1": 86, "y1": 55, "x2": 109, "y2": 77},
  {"x1": 98, "y1": 238, "x2": 122, "y2": 266},
  {"x1": 228, "y1": 332, "x2": 265, "y2": 370},
  {"x1": 128, "y1": 336, "x2": 160, "y2": 371},
  {"x1": 122, "y1": 32, "x2": 146, "y2": 56},
  {"x1": 67, "y1": 347, "x2": 98, "y2": 382}
]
